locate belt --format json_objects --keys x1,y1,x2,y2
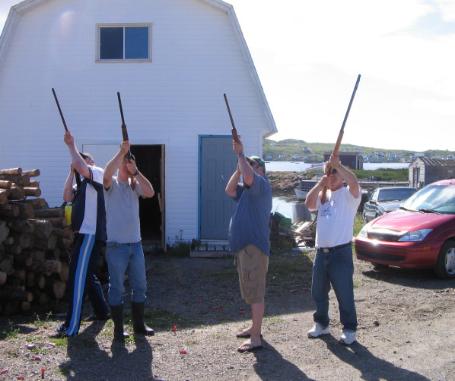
[{"x1": 318, "y1": 242, "x2": 352, "y2": 254}]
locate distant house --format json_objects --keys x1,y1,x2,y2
[
  {"x1": 323, "y1": 152, "x2": 363, "y2": 170},
  {"x1": 409, "y1": 158, "x2": 455, "y2": 188}
]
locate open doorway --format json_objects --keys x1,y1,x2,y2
[{"x1": 130, "y1": 145, "x2": 165, "y2": 251}]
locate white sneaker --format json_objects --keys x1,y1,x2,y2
[
  {"x1": 307, "y1": 323, "x2": 330, "y2": 338},
  {"x1": 340, "y1": 329, "x2": 356, "y2": 345}
]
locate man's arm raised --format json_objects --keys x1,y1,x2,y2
[{"x1": 64, "y1": 131, "x2": 90, "y2": 179}]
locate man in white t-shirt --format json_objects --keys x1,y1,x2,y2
[{"x1": 305, "y1": 154, "x2": 361, "y2": 345}]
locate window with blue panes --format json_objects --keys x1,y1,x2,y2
[{"x1": 99, "y1": 25, "x2": 150, "y2": 60}]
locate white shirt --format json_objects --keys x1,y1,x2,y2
[{"x1": 315, "y1": 186, "x2": 361, "y2": 248}]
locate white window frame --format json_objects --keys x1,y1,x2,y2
[{"x1": 96, "y1": 23, "x2": 152, "y2": 63}]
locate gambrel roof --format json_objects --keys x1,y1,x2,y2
[{"x1": 0, "y1": 0, "x2": 277, "y2": 136}]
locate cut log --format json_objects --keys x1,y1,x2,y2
[
  {"x1": 8, "y1": 220, "x2": 35, "y2": 234},
  {"x1": 22, "y1": 169, "x2": 40, "y2": 177},
  {"x1": 59, "y1": 262, "x2": 69, "y2": 282},
  {"x1": 0, "y1": 180, "x2": 13, "y2": 189},
  {"x1": 45, "y1": 259, "x2": 62, "y2": 276},
  {"x1": 53, "y1": 281, "x2": 66, "y2": 299},
  {"x1": 8, "y1": 186, "x2": 25, "y2": 200},
  {"x1": 37, "y1": 275, "x2": 46, "y2": 290},
  {"x1": 0, "y1": 221, "x2": 9, "y2": 244},
  {"x1": 16, "y1": 233, "x2": 34, "y2": 249},
  {"x1": 0, "y1": 168, "x2": 22, "y2": 176},
  {"x1": 0, "y1": 189, "x2": 10, "y2": 204},
  {"x1": 0, "y1": 271, "x2": 7, "y2": 285},
  {"x1": 29, "y1": 219, "x2": 53, "y2": 239},
  {"x1": 0, "y1": 174, "x2": 30, "y2": 186},
  {"x1": 0, "y1": 203, "x2": 19, "y2": 218},
  {"x1": 10, "y1": 201, "x2": 35, "y2": 219},
  {"x1": 34, "y1": 208, "x2": 64, "y2": 219},
  {"x1": 47, "y1": 217, "x2": 66, "y2": 228},
  {"x1": 29, "y1": 181, "x2": 40, "y2": 188},
  {"x1": 0, "y1": 288, "x2": 33, "y2": 302},
  {"x1": 24, "y1": 198, "x2": 48, "y2": 209},
  {"x1": 0, "y1": 256, "x2": 14, "y2": 274},
  {"x1": 23, "y1": 187, "x2": 41, "y2": 197},
  {"x1": 35, "y1": 234, "x2": 57, "y2": 251}
]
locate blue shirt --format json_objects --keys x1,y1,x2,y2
[{"x1": 228, "y1": 173, "x2": 272, "y2": 255}]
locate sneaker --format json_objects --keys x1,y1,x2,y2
[
  {"x1": 340, "y1": 329, "x2": 356, "y2": 345},
  {"x1": 307, "y1": 323, "x2": 330, "y2": 338}
]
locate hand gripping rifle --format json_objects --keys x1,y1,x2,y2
[
  {"x1": 51, "y1": 88, "x2": 81, "y2": 187},
  {"x1": 320, "y1": 74, "x2": 361, "y2": 204},
  {"x1": 116, "y1": 92, "x2": 133, "y2": 160},
  {"x1": 223, "y1": 93, "x2": 241, "y2": 144}
]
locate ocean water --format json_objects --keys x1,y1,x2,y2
[{"x1": 266, "y1": 161, "x2": 409, "y2": 172}]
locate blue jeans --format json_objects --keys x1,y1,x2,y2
[
  {"x1": 311, "y1": 244, "x2": 357, "y2": 331},
  {"x1": 106, "y1": 242, "x2": 147, "y2": 306}
]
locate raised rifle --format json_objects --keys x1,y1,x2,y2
[
  {"x1": 223, "y1": 93, "x2": 241, "y2": 144},
  {"x1": 51, "y1": 88, "x2": 81, "y2": 187},
  {"x1": 321, "y1": 74, "x2": 361, "y2": 203},
  {"x1": 116, "y1": 92, "x2": 133, "y2": 159}
]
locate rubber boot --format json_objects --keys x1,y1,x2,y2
[
  {"x1": 110, "y1": 304, "x2": 129, "y2": 341},
  {"x1": 131, "y1": 302, "x2": 154, "y2": 336}
]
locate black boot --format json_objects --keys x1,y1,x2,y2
[
  {"x1": 110, "y1": 304, "x2": 129, "y2": 341},
  {"x1": 131, "y1": 302, "x2": 154, "y2": 336}
]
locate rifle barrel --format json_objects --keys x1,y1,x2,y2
[{"x1": 51, "y1": 88, "x2": 69, "y2": 132}]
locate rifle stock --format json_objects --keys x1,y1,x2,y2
[
  {"x1": 223, "y1": 93, "x2": 241, "y2": 144},
  {"x1": 321, "y1": 74, "x2": 361, "y2": 203}
]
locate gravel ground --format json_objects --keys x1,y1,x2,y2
[{"x1": 1, "y1": 252, "x2": 455, "y2": 381}]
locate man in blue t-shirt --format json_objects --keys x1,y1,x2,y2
[{"x1": 225, "y1": 137, "x2": 272, "y2": 353}]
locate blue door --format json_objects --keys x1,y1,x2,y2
[{"x1": 200, "y1": 136, "x2": 237, "y2": 240}]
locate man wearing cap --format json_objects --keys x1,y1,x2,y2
[
  {"x1": 225, "y1": 137, "x2": 272, "y2": 353},
  {"x1": 57, "y1": 131, "x2": 110, "y2": 337},
  {"x1": 305, "y1": 154, "x2": 361, "y2": 345},
  {"x1": 103, "y1": 141, "x2": 155, "y2": 341}
]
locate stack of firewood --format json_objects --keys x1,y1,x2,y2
[{"x1": 0, "y1": 168, "x2": 73, "y2": 316}]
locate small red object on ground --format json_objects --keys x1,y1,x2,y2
[{"x1": 179, "y1": 349, "x2": 188, "y2": 355}]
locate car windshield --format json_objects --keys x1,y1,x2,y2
[
  {"x1": 377, "y1": 188, "x2": 416, "y2": 202},
  {"x1": 402, "y1": 184, "x2": 455, "y2": 214}
]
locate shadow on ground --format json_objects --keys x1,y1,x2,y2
[
  {"x1": 253, "y1": 339, "x2": 316, "y2": 381},
  {"x1": 321, "y1": 335, "x2": 431, "y2": 381},
  {"x1": 361, "y1": 265, "x2": 455, "y2": 290},
  {"x1": 60, "y1": 321, "x2": 155, "y2": 380}
]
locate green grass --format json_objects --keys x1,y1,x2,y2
[
  {"x1": 50, "y1": 336, "x2": 68, "y2": 347},
  {"x1": 353, "y1": 168, "x2": 408, "y2": 181},
  {"x1": 353, "y1": 213, "x2": 365, "y2": 236}
]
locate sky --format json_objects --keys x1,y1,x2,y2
[{"x1": 1, "y1": 0, "x2": 454, "y2": 151}]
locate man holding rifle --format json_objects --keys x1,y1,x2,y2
[
  {"x1": 225, "y1": 137, "x2": 272, "y2": 353},
  {"x1": 57, "y1": 131, "x2": 110, "y2": 337},
  {"x1": 305, "y1": 154, "x2": 361, "y2": 345},
  {"x1": 103, "y1": 140, "x2": 155, "y2": 341}
]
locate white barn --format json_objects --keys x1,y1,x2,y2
[{"x1": 0, "y1": 0, "x2": 277, "y2": 249}]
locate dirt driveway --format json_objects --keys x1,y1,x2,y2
[{"x1": 1, "y1": 252, "x2": 455, "y2": 380}]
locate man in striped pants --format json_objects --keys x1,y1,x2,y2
[{"x1": 55, "y1": 130, "x2": 109, "y2": 337}]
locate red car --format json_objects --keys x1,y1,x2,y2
[{"x1": 355, "y1": 179, "x2": 455, "y2": 278}]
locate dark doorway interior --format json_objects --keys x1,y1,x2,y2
[{"x1": 130, "y1": 145, "x2": 164, "y2": 247}]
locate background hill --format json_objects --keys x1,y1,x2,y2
[{"x1": 263, "y1": 139, "x2": 455, "y2": 163}]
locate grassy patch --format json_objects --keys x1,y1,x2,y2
[
  {"x1": 0, "y1": 322, "x2": 20, "y2": 340},
  {"x1": 139, "y1": 309, "x2": 197, "y2": 331},
  {"x1": 353, "y1": 213, "x2": 364, "y2": 237},
  {"x1": 50, "y1": 336, "x2": 68, "y2": 347}
]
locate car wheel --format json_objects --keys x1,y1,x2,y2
[{"x1": 434, "y1": 240, "x2": 455, "y2": 279}]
